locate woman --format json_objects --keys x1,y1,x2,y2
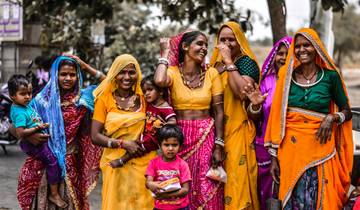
[
  {"x1": 155, "y1": 30, "x2": 225, "y2": 210},
  {"x1": 91, "y1": 54, "x2": 156, "y2": 210},
  {"x1": 210, "y1": 21, "x2": 262, "y2": 210},
  {"x1": 255, "y1": 36, "x2": 292, "y2": 209},
  {"x1": 17, "y1": 55, "x2": 104, "y2": 210},
  {"x1": 265, "y1": 28, "x2": 353, "y2": 209}
]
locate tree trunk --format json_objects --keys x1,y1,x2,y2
[
  {"x1": 310, "y1": 0, "x2": 335, "y2": 57},
  {"x1": 267, "y1": 0, "x2": 287, "y2": 44}
]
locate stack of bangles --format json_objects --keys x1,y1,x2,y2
[
  {"x1": 335, "y1": 112, "x2": 345, "y2": 124},
  {"x1": 247, "y1": 103, "x2": 262, "y2": 114},
  {"x1": 107, "y1": 138, "x2": 124, "y2": 148},
  {"x1": 157, "y1": 57, "x2": 169, "y2": 67},
  {"x1": 268, "y1": 148, "x2": 278, "y2": 157},
  {"x1": 215, "y1": 137, "x2": 225, "y2": 147},
  {"x1": 225, "y1": 64, "x2": 238, "y2": 72}
]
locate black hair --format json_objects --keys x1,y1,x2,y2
[
  {"x1": 59, "y1": 59, "x2": 77, "y2": 69},
  {"x1": 178, "y1": 31, "x2": 207, "y2": 64},
  {"x1": 141, "y1": 74, "x2": 168, "y2": 99},
  {"x1": 8, "y1": 74, "x2": 31, "y2": 96},
  {"x1": 157, "y1": 124, "x2": 184, "y2": 145}
]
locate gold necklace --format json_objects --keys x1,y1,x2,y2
[
  {"x1": 113, "y1": 93, "x2": 137, "y2": 111},
  {"x1": 179, "y1": 66, "x2": 205, "y2": 89}
]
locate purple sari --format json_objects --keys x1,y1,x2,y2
[{"x1": 255, "y1": 36, "x2": 292, "y2": 209}]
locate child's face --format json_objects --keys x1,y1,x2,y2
[
  {"x1": 160, "y1": 137, "x2": 180, "y2": 161},
  {"x1": 142, "y1": 81, "x2": 161, "y2": 104},
  {"x1": 11, "y1": 84, "x2": 32, "y2": 106}
]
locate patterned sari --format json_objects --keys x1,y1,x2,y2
[
  {"x1": 210, "y1": 21, "x2": 260, "y2": 210},
  {"x1": 17, "y1": 56, "x2": 101, "y2": 210},
  {"x1": 255, "y1": 36, "x2": 292, "y2": 209},
  {"x1": 264, "y1": 28, "x2": 353, "y2": 209}
]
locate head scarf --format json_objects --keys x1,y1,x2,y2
[
  {"x1": 210, "y1": 21, "x2": 260, "y2": 80},
  {"x1": 32, "y1": 56, "x2": 95, "y2": 177},
  {"x1": 261, "y1": 36, "x2": 292, "y2": 78},
  {"x1": 264, "y1": 27, "x2": 352, "y2": 146},
  {"x1": 93, "y1": 54, "x2": 143, "y2": 100},
  {"x1": 167, "y1": 29, "x2": 194, "y2": 67}
]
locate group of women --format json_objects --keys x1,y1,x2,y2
[{"x1": 16, "y1": 21, "x2": 353, "y2": 210}]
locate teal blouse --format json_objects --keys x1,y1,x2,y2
[
  {"x1": 288, "y1": 69, "x2": 348, "y2": 114},
  {"x1": 235, "y1": 55, "x2": 260, "y2": 83}
]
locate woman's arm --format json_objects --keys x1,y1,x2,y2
[
  {"x1": 154, "y1": 38, "x2": 172, "y2": 87},
  {"x1": 217, "y1": 44, "x2": 256, "y2": 99},
  {"x1": 211, "y1": 94, "x2": 226, "y2": 167},
  {"x1": 65, "y1": 54, "x2": 106, "y2": 82},
  {"x1": 91, "y1": 119, "x2": 145, "y2": 156}
]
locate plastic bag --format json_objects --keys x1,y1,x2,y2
[{"x1": 206, "y1": 166, "x2": 227, "y2": 183}]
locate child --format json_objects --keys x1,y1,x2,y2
[
  {"x1": 109, "y1": 75, "x2": 176, "y2": 168},
  {"x1": 146, "y1": 124, "x2": 191, "y2": 210},
  {"x1": 8, "y1": 75, "x2": 67, "y2": 209}
]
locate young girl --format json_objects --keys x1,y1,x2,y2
[
  {"x1": 109, "y1": 75, "x2": 176, "y2": 168},
  {"x1": 8, "y1": 74, "x2": 67, "y2": 209},
  {"x1": 146, "y1": 124, "x2": 191, "y2": 210}
]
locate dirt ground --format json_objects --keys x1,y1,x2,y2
[{"x1": 0, "y1": 146, "x2": 102, "y2": 210}]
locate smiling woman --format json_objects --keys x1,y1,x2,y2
[{"x1": 154, "y1": 30, "x2": 225, "y2": 209}]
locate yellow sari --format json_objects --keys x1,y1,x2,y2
[
  {"x1": 93, "y1": 54, "x2": 156, "y2": 210},
  {"x1": 210, "y1": 21, "x2": 260, "y2": 210},
  {"x1": 264, "y1": 28, "x2": 353, "y2": 209}
]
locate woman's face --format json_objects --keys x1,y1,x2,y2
[
  {"x1": 183, "y1": 34, "x2": 208, "y2": 64},
  {"x1": 274, "y1": 44, "x2": 288, "y2": 70},
  {"x1": 115, "y1": 64, "x2": 138, "y2": 91},
  {"x1": 58, "y1": 65, "x2": 77, "y2": 90},
  {"x1": 218, "y1": 26, "x2": 241, "y2": 58},
  {"x1": 294, "y1": 35, "x2": 316, "y2": 65}
]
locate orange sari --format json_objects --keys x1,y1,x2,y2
[{"x1": 264, "y1": 28, "x2": 353, "y2": 209}]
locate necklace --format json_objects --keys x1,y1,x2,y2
[
  {"x1": 113, "y1": 93, "x2": 137, "y2": 111},
  {"x1": 61, "y1": 94, "x2": 80, "y2": 107},
  {"x1": 116, "y1": 91, "x2": 132, "y2": 101},
  {"x1": 179, "y1": 66, "x2": 205, "y2": 89},
  {"x1": 292, "y1": 68, "x2": 324, "y2": 88},
  {"x1": 301, "y1": 69, "x2": 318, "y2": 84}
]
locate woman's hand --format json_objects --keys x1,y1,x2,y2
[
  {"x1": 160, "y1": 38, "x2": 171, "y2": 58},
  {"x1": 316, "y1": 114, "x2": 335, "y2": 144},
  {"x1": 243, "y1": 83, "x2": 267, "y2": 106},
  {"x1": 217, "y1": 44, "x2": 232, "y2": 65},
  {"x1": 270, "y1": 156, "x2": 280, "y2": 184},
  {"x1": 212, "y1": 145, "x2": 226, "y2": 168},
  {"x1": 63, "y1": 54, "x2": 89, "y2": 70},
  {"x1": 25, "y1": 132, "x2": 50, "y2": 146},
  {"x1": 122, "y1": 140, "x2": 145, "y2": 157}
]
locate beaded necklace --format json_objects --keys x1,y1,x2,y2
[
  {"x1": 179, "y1": 65, "x2": 205, "y2": 89},
  {"x1": 113, "y1": 92, "x2": 137, "y2": 111}
]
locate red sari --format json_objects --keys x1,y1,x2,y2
[{"x1": 17, "y1": 93, "x2": 101, "y2": 210}]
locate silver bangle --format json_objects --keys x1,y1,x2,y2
[
  {"x1": 248, "y1": 103, "x2": 262, "y2": 114},
  {"x1": 268, "y1": 148, "x2": 278, "y2": 157},
  {"x1": 335, "y1": 112, "x2": 345, "y2": 124},
  {"x1": 215, "y1": 137, "x2": 225, "y2": 147},
  {"x1": 95, "y1": 70, "x2": 102, "y2": 79},
  {"x1": 225, "y1": 64, "x2": 237, "y2": 72},
  {"x1": 107, "y1": 139, "x2": 114, "y2": 148},
  {"x1": 157, "y1": 57, "x2": 169, "y2": 66}
]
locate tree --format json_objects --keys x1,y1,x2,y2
[
  {"x1": 333, "y1": 4, "x2": 360, "y2": 68},
  {"x1": 266, "y1": 0, "x2": 287, "y2": 44}
]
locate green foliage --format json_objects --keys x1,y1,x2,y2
[{"x1": 333, "y1": 4, "x2": 360, "y2": 64}]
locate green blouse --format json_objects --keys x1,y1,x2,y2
[
  {"x1": 288, "y1": 69, "x2": 348, "y2": 114},
  {"x1": 235, "y1": 55, "x2": 260, "y2": 83}
]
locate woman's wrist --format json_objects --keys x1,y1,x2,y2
[
  {"x1": 214, "y1": 137, "x2": 225, "y2": 147},
  {"x1": 247, "y1": 103, "x2": 262, "y2": 114}
]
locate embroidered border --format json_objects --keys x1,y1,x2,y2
[
  {"x1": 287, "y1": 107, "x2": 326, "y2": 119},
  {"x1": 282, "y1": 149, "x2": 336, "y2": 208},
  {"x1": 182, "y1": 119, "x2": 215, "y2": 160}
]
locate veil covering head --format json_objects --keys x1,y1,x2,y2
[
  {"x1": 261, "y1": 36, "x2": 292, "y2": 78},
  {"x1": 93, "y1": 54, "x2": 143, "y2": 101},
  {"x1": 32, "y1": 56, "x2": 95, "y2": 177},
  {"x1": 210, "y1": 21, "x2": 260, "y2": 81}
]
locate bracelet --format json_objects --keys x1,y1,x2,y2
[
  {"x1": 215, "y1": 137, "x2": 225, "y2": 147},
  {"x1": 118, "y1": 158, "x2": 124, "y2": 167},
  {"x1": 118, "y1": 139, "x2": 124, "y2": 148},
  {"x1": 225, "y1": 64, "x2": 237, "y2": 72},
  {"x1": 94, "y1": 70, "x2": 102, "y2": 79},
  {"x1": 335, "y1": 112, "x2": 345, "y2": 124},
  {"x1": 107, "y1": 139, "x2": 113, "y2": 148},
  {"x1": 247, "y1": 103, "x2": 262, "y2": 114},
  {"x1": 157, "y1": 57, "x2": 169, "y2": 67},
  {"x1": 268, "y1": 148, "x2": 278, "y2": 157}
]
